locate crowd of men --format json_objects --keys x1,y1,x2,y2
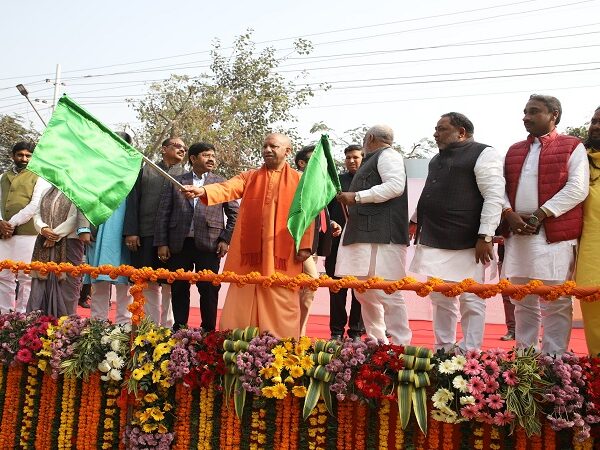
[{"x1": 0, "y1": 93, "x2": 598, "y2": 355}]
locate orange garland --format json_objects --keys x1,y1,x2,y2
[
  {"x1": 173, "y1": 383, "x2": 191, "y2": 450},
  {"x1": 35, "y1": 372, "x2": 58, "y2": 449},
  {"x1": 543, "y1": 420, "x2": 555, "y2": 450},
  {"x1": 354, "y1": 402, "x2": 367, "y2": 450},
  {"x1": 0, "y1": 364, "x2": 23, "y2": 447},
  {"x1": 427, "y1": 414, "x2": 440, "y2": 449},
  {"x1": 2, "y1": 259, "x2": 600, "y2": 325},
  {"x1": 76, "y1": 372, "x2": 101, "y2": 450}
]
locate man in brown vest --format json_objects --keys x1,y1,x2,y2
[{"x1": 0, "y1": 141, "x2": 51, "y2": 313}]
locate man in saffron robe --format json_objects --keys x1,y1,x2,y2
[{"x1": 182, "y1": 133, "x2": 313, "y2": 339}]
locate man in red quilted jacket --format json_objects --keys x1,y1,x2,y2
[{"x1": 501, "y1": 94, "x2": 589, "y2": 354}]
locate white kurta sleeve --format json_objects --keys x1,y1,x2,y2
[
  {"x1": 474, "y1": 147, "x2": 505, "y2": 236},
  {"x1": 8, "y1": 178, "x2": 52, "y2": 227},
  {"x1": 541, "y1": 143, "x2": 589, "y2": 217},
  {"x1": 357, "y1": 149, "x2": 406, "y2": 203}
]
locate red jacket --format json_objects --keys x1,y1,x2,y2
[{"x1": 504, "y1": 129, "x2": 583, "y2": 243}]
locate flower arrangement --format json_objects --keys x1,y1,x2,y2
[
  {"x1": 325, "y1": 337, "x2": 370, "y2": 401},
  {"x1": 235, "y1": 332, "x2": 280, "y2": 396},
  {"x1": 0, "y1": 311, "x2": 55, "y2": 366},
  {"x1": 355, "y1": 342, "x2": 405, "y2": 402},
  {"x1": 539, "y1": 352, "x2": 600, "y2": 441}
]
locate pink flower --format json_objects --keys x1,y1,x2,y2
[
  {"x1": 485, "y1": 378, "x2": 500, "y2": 393},
  {"x1": 460, "y1": 404, "x2": 478, "y2": 419},
  {"x1": 465, "y1": 349, "x2": 480, "y2": 360},
  {"x1": 485, "y1": 394, "x2": 504, "y2": 410},
  {"x1": 16, "y1": 348, "x2": 32, "y2": 363},
  {"x1": 488, "y1": 348, "x2": 508, "y2": 359},
  {"x1": 468, "y1": 376, "x2": 486, "y2": 395},
  {"x1": 482, "y1": 360, "x2": 500, "y2": 381},
  {"x1": 502, "y1": 369, "x2": 519, "y2": 386},
  {"x1": 464, "y1": 359, "x2": 482, "y2": 375},
  {"x1": 493, "y1": 411, "x2": 515, "y2": 426}
]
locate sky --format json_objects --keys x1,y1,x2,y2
[{"x1": 2, "y1": 0, "x2": 599, "y2": 157}]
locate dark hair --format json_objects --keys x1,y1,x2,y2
[
  {"x1": 529, "y1": 94, "x2": 562, "y2": 125},
  {"x1": 188, "y1": 142, "x2": 215, "y2": 158},
  {"x1": 294, "y1": 145, "x2": 315, "y2": 167},
  {"x1": 161, "y1": 137, "x2": 184, "y2": 147},
  {"x1": 344, "y1": 144, "x2": 362, "y2": 154},
  {"x1": 12, "y1": 141, "x2": 35, "y2": 155},
  {"x1": 441, "y1": 112, "x2": 474, "y2": 136},
  {"x1": 115, "y1": 131, "x2": 132, "y2": 145}
]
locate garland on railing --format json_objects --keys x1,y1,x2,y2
[{"x1": 2, "y1": 260, "x2": 600, "y2": 327}]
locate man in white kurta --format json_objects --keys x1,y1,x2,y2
[
  {"x1": 502, "y1": 95, "x2": 588, "y2": 355},
  {"x1": 410, "y1": 113, "x2": 505, "y2": 352},
  {"x1": 335, "y1": 125, "x2": 411, "y2": 345},
  {"x1": 0, "y1": 141, "x2": 51, "y2": 313}
]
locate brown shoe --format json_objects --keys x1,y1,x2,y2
[{"x1": 500, "y1": 332, "x2": 515, "y2": 341}]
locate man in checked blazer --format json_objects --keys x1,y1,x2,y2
[{"x1": 155, "y1": 142, "x2": 239, "y2": 330}]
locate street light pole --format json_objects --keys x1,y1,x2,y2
[{"x1": 15, "y1": 84, "x2": 47, "y2": 127}]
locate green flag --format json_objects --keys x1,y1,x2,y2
[
  {"x1": 26, "y1": 95, "x2": 143, "y2": 226},
  {"x1": 288, "y1": 135, "x2": 341, "y2": 250}
]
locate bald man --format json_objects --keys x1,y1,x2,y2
[
  {"x1": 335, "y1": 125, "x2": 412, "y2": 345},
  {"x1": 183, "y1": 133, "x2": 313, "y2": 339}
]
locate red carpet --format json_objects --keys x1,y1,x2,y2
[{"x1": 77, "y1": 303, "x2": 589, "y2": 355}]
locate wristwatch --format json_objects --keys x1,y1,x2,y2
[
  {"x1": 354, "y1": 192, "x2": 361, "y2": 204},
  {"x1": 477, "y1": 234, "x2": 493, "y2": 243}
]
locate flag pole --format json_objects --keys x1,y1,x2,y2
[{"x1": 139, "y1": 153, "x2": 186, "y2": 190}]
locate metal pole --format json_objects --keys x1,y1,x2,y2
[
  {"x1": 139, "y1": 153, "x2": 185, "y2": 190},
  {"x1": 51, "y1": 64, "x2": 61, "y2": 112},
  {"x1": 24, "y1": 95, "x2": 47, "y2": 127}
]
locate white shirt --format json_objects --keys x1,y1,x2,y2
[
  {"x1": 0, "y1": 169, "x2": 52, "y2": 225},
  {"x1": 410, "y1": 146, "x2": 505, "y2": 282},
  {"x1": 188, "y1": 171, "x2": 207, "y2": 236},
  {"x1": 502, "y1": 139, "x2": 589, "y2": 281},
  {"x1": 335, "y1": 148, "x2": 408, "y2": 280}
]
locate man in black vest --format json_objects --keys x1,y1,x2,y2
[
  {"x1": 335, "y1": 125, "x2": 412, "y2": 345},
  {"x1": 410, "y1": 112, "x2": 504, "y2": 352}
]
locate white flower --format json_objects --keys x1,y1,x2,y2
[
  {"x1": 108, "y1": 368, "x2": 122, "y2": 381},
  {"x1": 460, "y1": 395, "x2": 476, "y2": 405},
  {"x1": 452, "y1": 375, "x2": 468, "y2": 393},
  {"x1": 100, "y1": 374, "x2": 110, "y2": 382},
  {"x1": 97, "y1": 360, "x2": 111, "y2": 373},
  {"x1": 438, "y1": 359, "x2": 458, "y2": 374},
  {"x1": 105, "y1": 351, "x2": 119, "y2": 362},
  {"x1": 431, "y1": 410, "x2": 447, "y2": 421},
  {"x1": 110, "y1": 340, "x2": 121, "y2": 352},
  {"x1": 123, "y1": 323, "x2": 132, "y2": 333},
  {"x1": 451, "y1": 355, "x2": 467, "y2": 370},
  {"x1": 432, "y1": 388, "x2": 454, "y2": 407},
  {"x1": 100, "y1": 335, "x2": 111, "y2": 345},
  {"x1": 110, "y1": 356, "x2": 125, "y2": 369}
]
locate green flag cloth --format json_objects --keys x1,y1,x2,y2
[
  {"x1": 287, "y1": 135, "x2": 341, "y2": 250},
  {"x1": 26, "y1": 95, "x2": 143, "y2": 226}
]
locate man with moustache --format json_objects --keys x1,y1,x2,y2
[
  {"x1": 124, "y1": 137, "x2": 187, "y2": 326},
  {"x1": 0, "y1": 141, "x2": 51, "y2": 313},
  {"x1": 573, "y1": 106, "x2": 600, "y2": 355},
  {"x1": 182, "y1": 133, "x2": 313, "y2": 339},
  {"x1": 503, "y1": 94, "x2": 588, "y2": 355},
  {"x1": 155, "y1": 142, "x2": 238, "y2": 330},
  {"x1": 410, "y1": 112, "x2": 505, "y2": 352}
]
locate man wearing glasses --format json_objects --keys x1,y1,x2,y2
[{"x1": 124, "y1": 137, "x2": 187, "y2": 326}]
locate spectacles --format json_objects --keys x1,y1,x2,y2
[{"x1": 169, "y1": 143, "x2": 188, "y2": 151}]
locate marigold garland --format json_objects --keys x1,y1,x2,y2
[
  {"x1": 0, "y1": 364, "x2": 23, "y2": 448},
  {"x1": 173, "y1": 382, "x2": 191, "y2": 450},
  {"x1": 443, "y1": 421, "x2": 455, "y2": 450},
  {"x1": 100, "y1": 384, "x2": 121, "y2": 450},
  {"x1": 378, "y1": 398, "x2": 390, "y2": 450},
  {"x1": 57, "y1": 375, "x2": 78, "y2": 449},
  {"x1": 19, "y1": 365, "x2": 42, "y2": 448},
  {"x1": 473, "y1": 424, "x2": 484, "y2": 450},
  {"x1": 354, "y1": 402, "x2": 367, "y2": 450},
  {"x1": 35, "y1": 372, "x2": 59, "y2": 449}
]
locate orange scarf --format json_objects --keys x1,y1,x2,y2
[{"x1": 240, "y1": 163, "x2": 299, "y2": 271}]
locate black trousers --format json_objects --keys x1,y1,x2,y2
[
  {"x1": 329, "y1": 287, "x2": 364, "y2": 338},
  {"x1": 168, "y1": 238, "x2": 220, "y2": 331}
]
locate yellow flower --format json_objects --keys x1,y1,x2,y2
[
  {"x1": 163, "y1": 402, "x2": 172, "y2": 412},
  {"x1": 133, "y1": 335, "x2": 146, "y2": 347},
  {"x1": 142, "y1": 423, "x2": 158, "y2": 433},
  {"x1": 139, "y1": 408, "x2": 153, "y2": 423},
  {"x1": 153, "y1": 343, "x2": 171, "y2": 361},
  {"x1": 272, "y1": 356, "x2": 284, "y2": 370},
  {"x1": 145, "y1": 330, "x2": 159, "y2": 345},
  {"x1": 160, "y1": 379, "x2": 172, "y2": 389},
  {"x1": 160, "y1": 360, "x2": 170, "y2": 372},
  {"x1": 284, "y1": 376, "x2": 295, "y2": 384},
  {"x1": 284, "y1": 354, "x2": 300, "y2": 368},
  {"x1": 272, "y1": 345, "x2": 287, "y2": 357},
  {"x1": 152, "y1": 369, "x2": 162, "y2": 383},
  {"x1": 290, "y1": 365, "x2": 304, "y2": 378},
  {"x1": 272, "y1": 383, "x2": 288, "y2": 399},
  {"x1": 299, "y1": 355, "x2": 314, "y2": 370},
  {"x1": 283, "y1": 341, "x2": 294, "y2": 351},
  {"x1": 150, "y1": 407, "x2": 165, "y2": 421},
  {"x1": 132, "y1": 369, "x2": 145, "y2": 380},
  {"x1": 58, "y1": 316, "x2": 68, "y2": 326},
  {"x1": 158, "y1": 424, "x2": 168, "y2": 433},
  {"x1": 271, "y1": 376, "x2": 282, "y2": 383},
  {"x1": 259, "y1": 366, "x2": 279, "y2": 379},
  {"x1": 37, "y1": 360, "x2": 47, "y2": 371},
  {"x1": 298, "y1": 336, "x2": 311, "y2": 350},
  {"x1": 143, "y1": 393, "x2": 158, "y2": 403},
  {"x1": 292, "y1": 386, "x2": 307, "y2": 397},
  {"x1": 261, "y1": 386, "x2": 274, "y2": 398},
  {"x1": 142, "y1": 362, "x2": 154, "y2": 373}
]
